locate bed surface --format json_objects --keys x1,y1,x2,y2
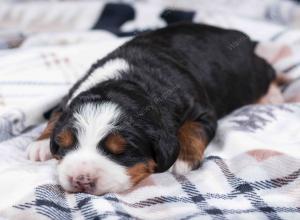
[{"x1": 1, "y1": 1, "x2": 300, "y2": 219}]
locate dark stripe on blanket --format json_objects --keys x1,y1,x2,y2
[
  {"x1": 75, "y1": 193, "x2": 99, "y2": 220},
  {"x1": 250, "y1": 168, "x2": 300, "y2": 190},
  {"x1": 36, "y1": 185, "x2": 72, "y2": 220},
  {"x1": 104, "y1": 193, "x2": 132, "y2": 218},
  {"x1": 210, "y1": 156, "x2": 283, "y2": 220},
  {"x1": 282, "y1": 62, "x2": 300, "y2": 73},
  {"x1": 175, "y1": 174, "x2": 227, "y2": 220}
]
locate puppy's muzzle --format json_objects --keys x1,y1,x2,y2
[{"x1": 69, "y1": 174, "x2": 96, "y2": 193}]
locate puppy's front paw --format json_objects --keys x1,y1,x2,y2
[
  {"x1": 26, "y1": 139, "x2": 53, "y2": 161},
  {"x1": 170, "y1": 160, "x2": 193, "y2": 175}
]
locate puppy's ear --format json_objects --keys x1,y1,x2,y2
[
  {"x1": 38, "y1": 111, "x2": 62, "y2": 140},
  {"x1": 152, "y1": 130, "x2": 180, "y2": 172},
  {"x1": 50, "y1": 137, "x2": 61, "y2": 156},
  {"x1": 47, "y1": 112, "x2": 63, "y2": 155}
]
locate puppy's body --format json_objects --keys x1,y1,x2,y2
[
  {"x1": 71, "y1": 23, "x2": 273, "y2": 118},
  {"x1": 27, "y1": 23, "x2": 275, "y2": 195}
]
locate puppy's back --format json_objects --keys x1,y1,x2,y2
[{"x1": 117, "y1": 23, "x2": 275, "y2": 117}]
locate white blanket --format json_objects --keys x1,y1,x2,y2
[{"x1": 1, "y1": 1, "x2": 300, "y2": 219}]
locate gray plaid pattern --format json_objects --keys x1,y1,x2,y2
[{"x1": 12, "y1": 155, "x2": 300, "y2": 220}]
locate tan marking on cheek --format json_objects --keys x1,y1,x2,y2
[
  {"x1": 177, "y1": 121, "x2": 208, "y2": 169},
  {"x1": 57, "y1": 129, "x2": 74, "y2": 148},
  {"x1": 37, "y1": 112, "x2": 61, "y2": 140},
  {"x1": 127, "y1": 160, "x2": 156, "y2": 185},
  {"x1": 105, "y1": 133, "x2": 126, "y2": 154}
]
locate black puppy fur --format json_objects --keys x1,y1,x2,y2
[{"x1": 50, "y1": 23, "x2": 275, "y2": 173}]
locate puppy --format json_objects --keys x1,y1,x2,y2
[{"x1": 27, "y1": 23, "x2": 277, "y2": 195}]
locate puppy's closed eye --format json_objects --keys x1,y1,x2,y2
[
  {"x1": 105, "y1": 133, "x2": 126, "y2": 154},
  {"x1": 57, "y1": 129, "x2": 75, "y2": 148}
]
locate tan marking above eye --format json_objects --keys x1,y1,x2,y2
[
  {"x1": 57, "y1": 129, "x2": 74, "y2": 148},
  {"x1": 105, "y1": 133, "x2": 127, "y2": 154}
]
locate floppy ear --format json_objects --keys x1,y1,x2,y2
[
  {"x1": 45, "y1": 105, "x2": 65, "y2": 155},
  {"x1": 137, "y1": 101, "x2": 180, "y2": 172},
  {"x1": 152, "y1": 129, "x2": 180, "y2": 173},
  {"x1": 49, "y1": 136, "x2": 61, "y2": 156},
  {"x1": 37, "y1": 111, "x2": 62, "y2": 141}
]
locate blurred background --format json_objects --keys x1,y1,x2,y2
[
  {"x1": 1, "y1": 0, "x2": 300, "y2": 49},
  {"x1": 1, "y1": 0, "x2": 300, "y2": 131}
]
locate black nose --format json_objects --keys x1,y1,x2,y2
[{"x1": 71, "y1": 175, "x2": 96, "y2": 193}]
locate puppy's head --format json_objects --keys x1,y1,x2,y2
[{"x1": 50, "y1": 101, "x2": 179, "y2": 195}]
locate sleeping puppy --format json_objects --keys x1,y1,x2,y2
[{"x1": 27, "y1": 23, "x2": 277, "y2": 195}]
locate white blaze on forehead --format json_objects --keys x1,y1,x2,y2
[
  {"x1": 73, "y1": 102, "x2": 121, "y2": 150},
  {"x1": 68, "y1": 58, "x2": 129, "y2": 105},
  {"x1": 58, "y1": 102, "x2": 132, "y2": 194}
]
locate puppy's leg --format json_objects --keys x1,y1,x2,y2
[
  {"x1": 257, "y1": 81, "x2": 284, "y2": 104},
  {"x1": 257, "y1": 74, "x2": 292, "y2": 105},
  {"x1": 27, "y1": 112, "x2": 61, "y2": 161},
  {"x1": 171, "y1": 112, "x2": 216, "y2": 175},
  {"x1": 171, "y1": 121, "x2": 207, "y2": 175}
]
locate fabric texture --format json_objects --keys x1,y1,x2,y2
[{"x1": 1, "y1": 0, "x2": 300, "y2": 219}]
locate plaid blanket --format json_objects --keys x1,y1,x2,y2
[{"x1": 1, "y1": 1, "x2": 300, "y2": 219}]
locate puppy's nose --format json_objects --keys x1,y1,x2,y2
[{"x1": 71, "y1": 175, "x2": 96, "y2": 193}]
